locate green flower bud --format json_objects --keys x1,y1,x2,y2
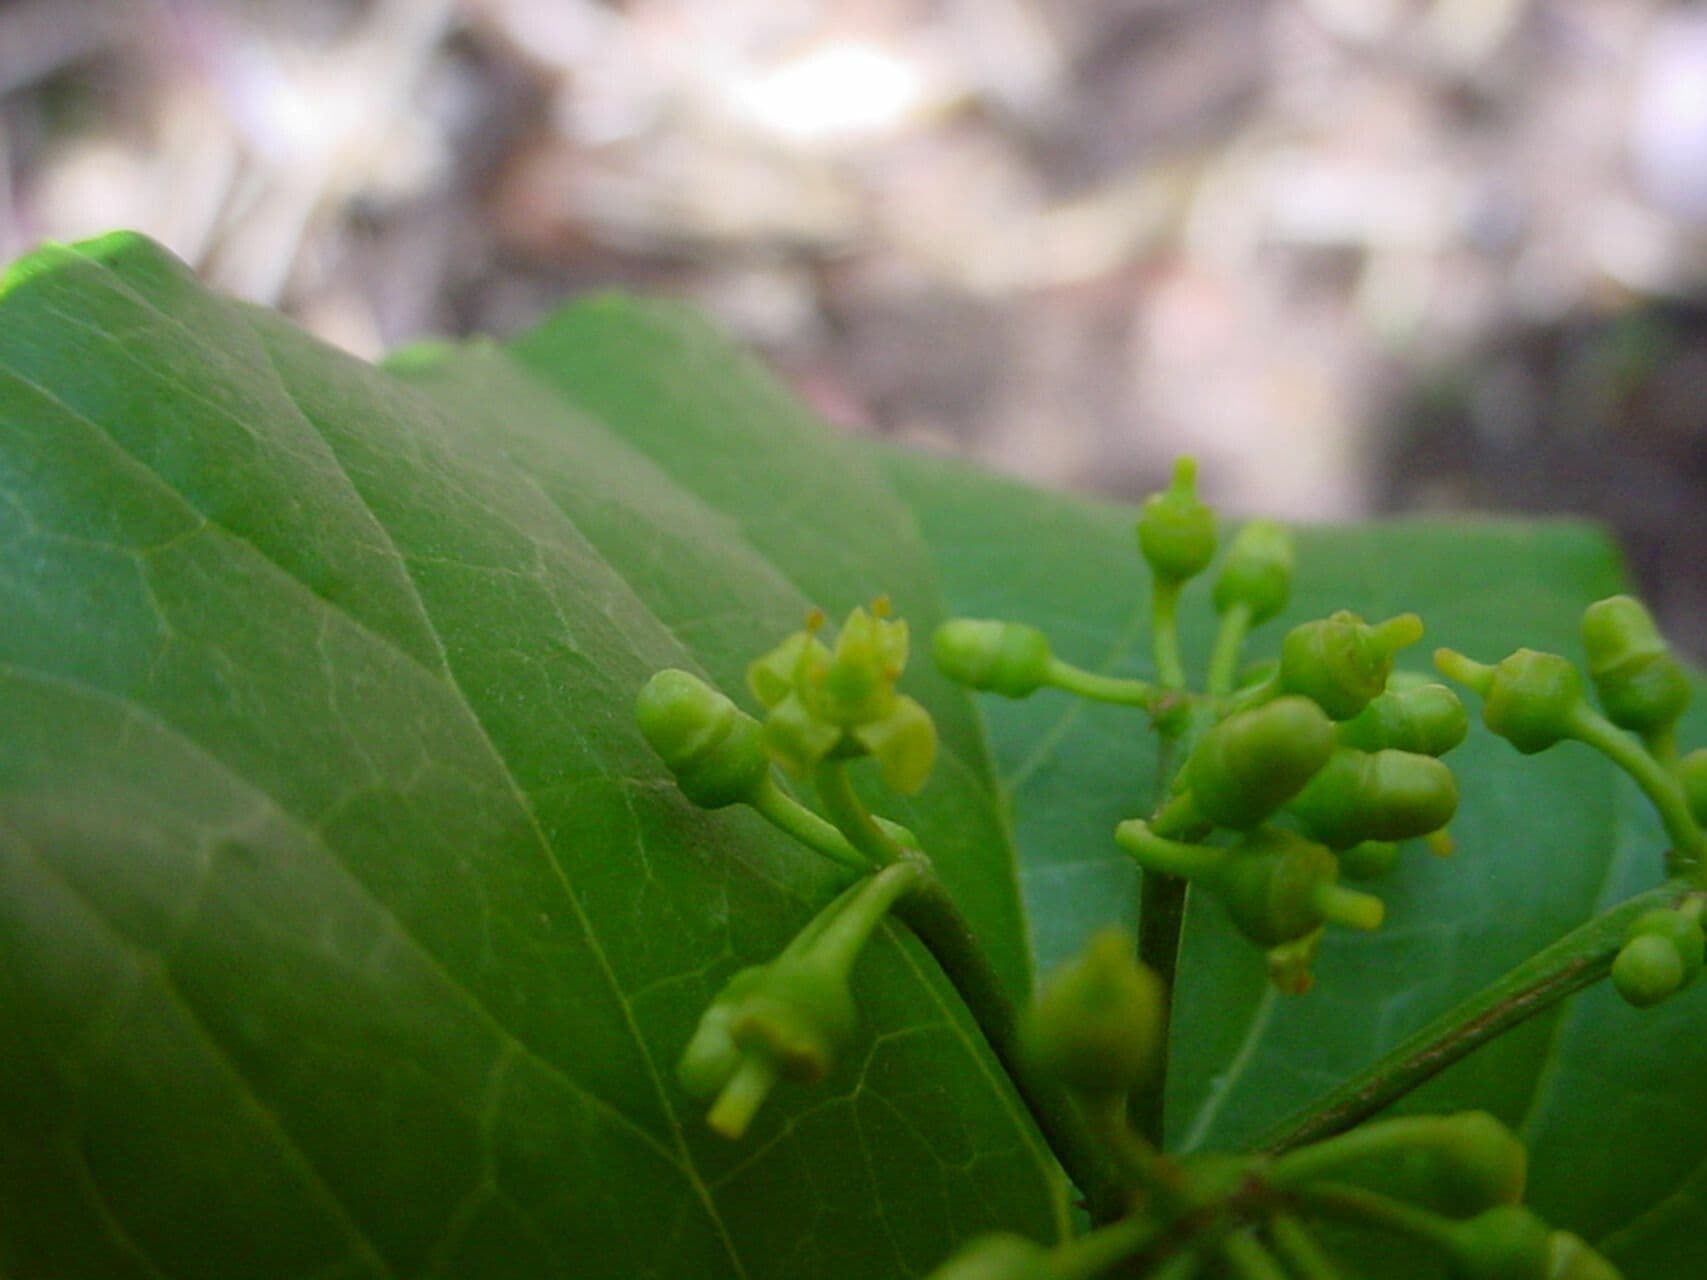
[
  {"x1": 1611, "y1": 906, "x2": 1704, "y2": 1008},
  {"x1": 1546, "y1": 1231, "x2": 1623, "y2": 1280},
  {"x1": 677, "y1": 966, "x2": 767, "y2": 1099},
  {"x1": 933, "y1": 619, "x2": 1053, "y2": 698},
  {"x1": 1581, "y1": 595, "x2": 1690, "y2": 737},
  {"x1": 1338, "y1": 682, "x2": 1470, "y2": 756},
  {"x1": 1679, "y1": 748, "x2": 1707, "y2": 825},
  {"x1": 1213, "y1": 828, "x2": 1384, "y2": 946},
  {"x1": 1630, "y1": 907, "x2": 1706, "y2": 975},
  {"x1": 1280, "y1": 611, "x2": 1426, "y2": 720},
  {"x1": 1428, "y1": 1112, "x2": 1530, "y2": 1215},
  {"x1": 678, "y1": 954, "x2": 858, "y2": 1128},
  {"x1": 925, "y1": 1234, "x2": 1056, "y2": 1280},
  {"x1": 1022, "y1": 928, "x2": 1164, "y2": 1099},
  {"x1": 730, "y1": 957, "x2": 857, "y2": 1085},
  {"x1": 1137, "y1": 456, "x2": 1217, "y2": 584},
  {"x1": 636, "y1": 670, "x2": 771, "y2": 808},
  {"x1": 1339, "y1": 839, "x2": 1400, "y2": 881},
  {"x1": 1613, "y1": 934, "x2": 1686, "y2": 1008},
  {"x1": 1288, "y1": 748, "x2": 1459, "y2": 848},
  {"x1": 1448, "y1": 1206, "x2": 1552, "y2": 1280},
  {"x1": 1436, "y1": 648, "x2": 1587, "y2": 755},
  {"x1": 1213, "y1": 519, "x2": 1295, "y2": 625},
  {"x1": 1272, "y1": 1112, "x2": 1527, "y2": 1217},
  {"x1": 1298, "y1": 1112, "x2": 1528, "y2": 1217},
  {"x1": 1183, "y1": 696, "x2": 1336, "y2": 829}
]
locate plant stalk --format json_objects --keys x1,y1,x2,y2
[
  {"x1": 1152, "y1": 581, "x2": 1188, "y2": 691},
  {"x1": 1567, "y1": 706, "x2": 1705, "y2": 860},
  {"x1": 1133, "y1": 730, "x2": 1189, "y2": 1148},
  {"x1": 1046, "y1": 658, "x2": 1160, "y2": 708},
  {"x1": 814, "y1": 760, "x2": 909, "y2": 865},
  {"x1": 752, "y1": 775, "x2": 870, "y2": 869},
  {"x1": 1255, "y1": 878, "x2": 1694, "y2": 1151},
  {"x1": 1207, "y1": 602, "x2": 1252, "y2": 699},
  {"x1": 895, "y1": 874, "x2": 1131, "y2": 1222}
]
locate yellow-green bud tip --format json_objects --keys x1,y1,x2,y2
[
  {"x1": 1371, "y1": 612, "x2": 1425, "y2": 656},
  {"x1": 1435, "y1": 648, "x2": 1494, "y2": 693},
  {"x1": 1314, "y1": 881, "x2": 1385, "y2": 932}
]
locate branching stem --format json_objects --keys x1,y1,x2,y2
[
  {"x1": 752, "y1": 774, "x2": 870, "y2": 869},
  {"x1": 1567, "y1": 706, "x2": 1705, "y2": 860},
  {"x1": 1255, "y1": 878, "x2": 1695, "y2": 1151},
  {"x1": 813, "y1": 760, "x2": 909, "y2": 866}
]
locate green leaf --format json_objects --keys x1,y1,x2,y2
[
  {"x1": 0, "y1": 234, "x2": 1062, "y2": 1279},
  {"x1": 879, "y1": 446, "x2": 1707, "y2": 1270}
]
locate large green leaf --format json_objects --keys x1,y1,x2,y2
[
  {"x1": 878, "y1": 447, "x2": 1707, "y2": 1269},
  {"x1": 0, "y1": 234, "x2": 1062, "y2": 1280}
]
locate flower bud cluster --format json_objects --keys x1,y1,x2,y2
[
  {"x1": 677, "y1": 862, "x2": 922, "y2": 1139},
  {"x1": 1119, "y1": 636, "x2": 1465, "y2": 989},
  {"x1": 749, "y1": 598, "x2": 937, "y2": 794},
  {"x1": 1436, "y1": 592, "x2": 1707, "y2": 1008}
]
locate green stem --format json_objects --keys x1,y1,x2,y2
[
  {"x1": 1133, "y1": 721, "x2": 1195, "y2": 1148},
  {"x1": 1567, "y1": 706, "x2": 1705, "y2": 860},
  {"x1": 893, "y1": 872, "x2": 1130, "y2": 1222},
  {"x1": 809, "y1": 862, "x2": 926, "y2": 972},
  {"x1": 1294, "y1": 1182, "x2": 1459, "y2": 1253},
  {"x1": 751, "y1": 774, "x2": 870, "y2": 869},
  {"x1": 1208, "y1": 603, "x2": 1253, "y2": 699},
  {"x1": 780, "y1": 877, "x2": 879, "y2": 961},
  {"x1": 1152, "y1": 580, "x2": 1187, "y2": 690},
  {"x1": 1268, "y1": 1214, "x2": 1344, "y2": 1280},
  {"x1": 813, "y1": 760, "x2": 909, "y2": 866},
  {"x1": 1117, "y1": 820, "x2": 1226, "y2": 879},
  {"x1": 1255, "y1": 879, "x2": 1693, "y2": 1152},
  {"x1": 1052, "y1": 1214, "x2": 1166, "y2": 1279},
  {"x1": 1046, "y1": 658, "x2": 1160, "y2": 708},
  {"x1": 1218, "y1": 1231, "x2": 1290, "y2": 1280},
  {"x1": 1136, "y1": 869, "x2": 1187, "y2": 1151}
]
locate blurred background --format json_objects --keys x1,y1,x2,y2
[{"x1": 1, "y1": 0, "x2": 1703, "y2": 653}]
